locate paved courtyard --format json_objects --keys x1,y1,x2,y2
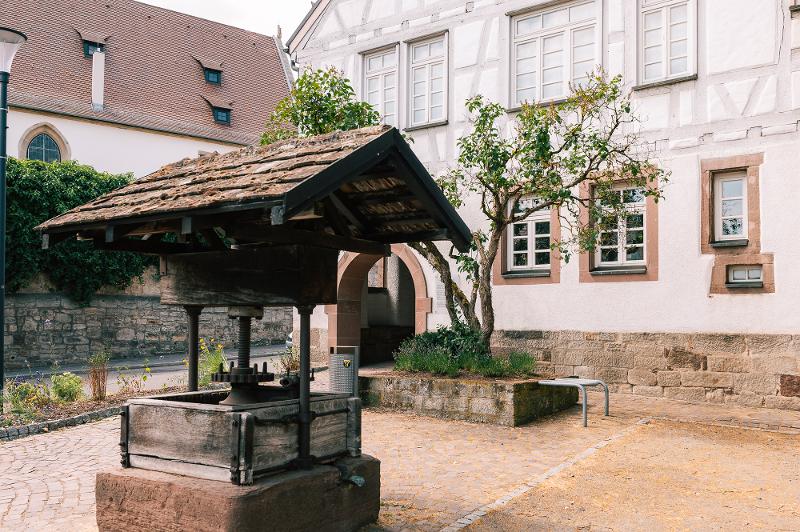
[{"x1": 1, "y1": 392, "x2": 799, "y2": 531}]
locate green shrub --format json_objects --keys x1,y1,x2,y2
[
  {"x1": 394, "y1": 324, "x2": 536, "y2": 378},
  {"x1": 51, "y1": 372, "x2": 84, "y2": 402},
  {"x1": 6, "y1": 158, "x2": 155, "y2": 303},
  {"x1": 198, "y1": 338, "x2": 227, "y2": 387},
  {"x1": 5, "y1": 379, "x2": 52, "y2": 413},
  {"x1": 279, "y1": 345, "x2": 300, "y2": 374}
]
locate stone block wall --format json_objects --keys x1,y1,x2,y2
[
  {"x1": 492, "y1": 330, "x2": 800, "y2": 411},
  {"x1": 4, "y1": 293, "x2": 292, "y2": 370},
  {"x1": 359, "y1": 374, "x2": 578, "y2": 426}
]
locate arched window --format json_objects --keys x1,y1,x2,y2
[{"x1": 26, "y1": 133, "x2": 61, "y2": 163}]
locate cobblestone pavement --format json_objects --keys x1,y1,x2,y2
[
  {"x1": 0, "y1": 418, "x2": 117, "y2": 531},
  {"x1": 2, "y1": 390, "x2": 799, "y2": 531}
]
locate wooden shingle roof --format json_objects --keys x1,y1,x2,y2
[{"x1": 37, "y1": 126, "x2": 472, "y2": 255}]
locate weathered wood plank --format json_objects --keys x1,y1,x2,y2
[
  {"x1": 128, "y1": 455, "x2": 230, "y2": 483},
  {"x1": 159, "y1": 245, "x2": 338, "y2": 306},
  {"x1": 127, "y1": 404, "x2": 232, "y2": 467}
]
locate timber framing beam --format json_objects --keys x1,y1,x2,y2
[{"x1": 225, "y1": 226, "x2": 389, "y2": 256}]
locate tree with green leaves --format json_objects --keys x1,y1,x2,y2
[
  {"x1": 259, "y1": 68, "x2": 667, "y2": 351},
  {"x1": 261, "y1": 66, "x2": 380, "y2": 145},
  {"x1": 410, "y1": 73, "x2": 667, "y2": 348}
]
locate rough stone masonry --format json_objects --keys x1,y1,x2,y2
[
  {"x1": 493, "y1": 330, "x2": 800, "y2": 411},
  {"x1": 4, "y1": 292, "x2": 291, "y2": 370}
]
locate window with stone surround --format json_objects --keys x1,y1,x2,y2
[
  {"x1": 726, "y1": 265, "x2": 763, "y2": 288},
  {"x1": 26, "y1": 133, "x2": 62, "y2": 163},
  {"x1": 507, "y1": 201, "x2": 552, "y2": 273},
  {"x1": 494, "y1": 201, "x2": 561, "y2": 285},
  {"x1": 364, "y1": 47, "x2": 398, "y2": 127},
  {"x1": 408, "y1": 35, "x2": 447, "y2": 128},
  {"x1": 595, "y1": 187, "x2": 647, "y2": 269},
  {"x1": 510, "y1": 0, "x2": 598, "y2": 107},
  {"x1": 713, "y1": 171, "x2": 748, "y2": 243},
  {"x1": 700, "y1": 153, "x2": 773, "y2": 294},
  {"x1": 638, "y1": 0, "x2": 696, "y2": 85},
  {"x1": 578, "y1": 182, "x2": 659, "y2": 283}
]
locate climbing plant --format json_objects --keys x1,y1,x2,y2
[{"x1": 6, "y1": 158, "x2": 154, "y2": 304}]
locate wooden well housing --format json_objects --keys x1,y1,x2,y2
[{"x1": 122, "y1": 390, "x2": 361, "y2": 485}]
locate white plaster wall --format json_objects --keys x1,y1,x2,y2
[
  {"x1": 8, "y1": 109, "x2": 238, "y2": 178},
  {"x1": 294, "y1": 0, "x2": 800, "y2": 335}
]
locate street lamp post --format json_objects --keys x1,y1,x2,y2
[{"x1": 0, "y1": 27, "x2": 27, "y2": 414}]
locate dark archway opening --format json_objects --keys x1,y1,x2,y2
[{"x1": 360, "y1": 255, "x2": 415, "y2": 365}]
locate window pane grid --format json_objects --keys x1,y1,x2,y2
[
  {"x1": 713, "y1": 173, "x2": 747, "y2": 241},
  {"x1": 409, "y1": 37, "x2": 446, "y2": 127},
  {"x1": 512, "y1": 1, "x2": 597, "y2": 106},
  {"x1": 728, "y1": 265, "x2": 762, "y2": 283},
  {"x1": 364, "y1": 49, "x2": 398, "y2": 126},
  {"x1": 716, "y1": 176, "x2": 747, "y2": 240},
  {"x1": 26, "y1": 133, "x2": 61, "y2": 163},
  {"x1": 508, "y1": 214, "x2": 551, "y2": 270},
  {"x1": 641, "y1": 0, "x2": 691, "y2": 83},
  {"x1": 597, "y1": 188, "x2": 646, "y2": 267}
]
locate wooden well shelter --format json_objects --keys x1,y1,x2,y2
[{"x1": 35, "y1": 126, "x2": 471, "y2": 490}]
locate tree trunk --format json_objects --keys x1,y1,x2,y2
[
  {"x1": 477, "y1": 230, "x2": 502, "y2": 351},
  {"x1": 408, "y1": 242, "x2": 481, "y2": 331}
]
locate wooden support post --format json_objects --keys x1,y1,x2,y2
[
  {"x1": 296, "y1": 304, "x2": 315, "y2": 470},
  {"x1": 184, "y1": 305, "x2": 203, "y2": 392}
]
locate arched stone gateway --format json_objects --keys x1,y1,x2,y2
[{"x1": 325, "y1": 244, "x2": 432, "y2": 362}]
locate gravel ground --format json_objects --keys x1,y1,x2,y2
[{"x1": 468, "y1": 419, "x2": 800, "y2": 531}]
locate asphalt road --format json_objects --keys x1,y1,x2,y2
[{"x1": 8, "y1": 344, "x2": 287, "y2": 396}]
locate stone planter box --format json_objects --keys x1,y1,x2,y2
[{"x1": 359, "y1": 373, "x2": 577, "y2": 426}]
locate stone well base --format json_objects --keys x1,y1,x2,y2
[
  {"x1": 96, "y1": 455, "x2": 380, "y2": 532},
  {"x1": 360, "y1": 374, "x2": 578, "y2": 426}
]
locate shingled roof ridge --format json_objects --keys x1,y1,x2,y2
[
  {"x1": 35, "y1": 125, "x2": 396, "y2": 232},
  {"x1": 140, "y1": 125, "x2": 393, "y2": 182}
]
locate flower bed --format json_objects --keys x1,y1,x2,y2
[
  {"x1": 0, "y1": 386, "x2": 193, "y2": 442},
  {"x1": 359, "y1": 372, "x2": 577, "y2": 426}
]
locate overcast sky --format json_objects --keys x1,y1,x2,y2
[{"x1": 139, "y1": 1, "x2": 313, "y2": 39}]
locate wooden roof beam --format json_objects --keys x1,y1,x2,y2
[
  {"x1": 328, "y1": 191, "x2": 369, "y2": 233},
  {"x1": 226, "y1": 226, "x2": 388, "y2": 256}
]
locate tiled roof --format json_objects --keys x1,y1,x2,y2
[{"x1": 1, "y1": 0, "x2": 291, "y2": 145}]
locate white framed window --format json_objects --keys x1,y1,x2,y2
[
  {"x1": 714, "y1": 171, "x2": 748, "y2": 241},
  {"x1": 363, "y1": 47, "x2": 398, "y2": 126},
  {"x1": 727, "y1": 265, "x2": 762, "y2": 285},
  {"x1": 510, "y1": 0, "x2": 598, "y2": 107},
  {"x1": 639, "y1": 0, "x2": 695, "y2": 84},
  {"x1": 408, "y1": 34, "x2": 447, "y2": 127},
  {"x1": 596, "y1": 188, "x2": 647, "y2": 267},
  {"x1": 508, "y1": 199, "x2": 552, "y2": 271}
]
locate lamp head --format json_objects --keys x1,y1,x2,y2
[{"x1": 0, "y1": 27, "x2": 27, "y2": 74}]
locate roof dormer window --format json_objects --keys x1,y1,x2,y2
[
  {"x1": 83, "y1": 40, "x2": 104, "y2": 57},
  {"x1": 204, "y1": 68, "x2": 221, "y2": 85},
  {"x1": 213, "y1": 107, "x2": 230, "y2": 125},
  {"x1": 202, "y1": 95, "x2": 232, "y2": 125},
  {"x1": 76, "y1": 29, "x2": 109, "y2": 58}
]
